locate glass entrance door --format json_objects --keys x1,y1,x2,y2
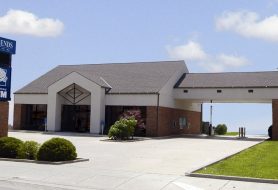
[{"x1": 61, "y1": 105, "x2": 90, "y2": 132}]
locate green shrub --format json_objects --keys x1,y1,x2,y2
[
  {"x1": 37, "y1": 138, "x2": 77, "y2": 161},
  {"x1": 108, "y1": 118, "x2": 137, "y2": 140},
  {"x1": 0, "y1": 137, "x2": 23, "y2": 158},
  {"x1": 215, "y1": 124, "x2": 228, "y2": 135},
  {"x1": 18, "y1": 141, "x2": 40, "y2": 160},
  {"x1": 268, "y1": 125, "x2": 272, "y2": 139}
]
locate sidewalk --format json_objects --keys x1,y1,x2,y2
[{"x1": 0, "y1": 173, "x2": 277, "y2": 190}]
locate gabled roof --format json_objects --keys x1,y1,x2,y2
[
  {"x1": 15, "y1": 60, "x2": 187, "y2": 94},
  {"x1": 176, "y1": 71, "x2": 278, "y2": 88}
]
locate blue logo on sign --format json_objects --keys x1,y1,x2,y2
[
  {"x1": 0, "y1": 67, "x2": 11, "y2": 101},
  {"x1": 0, "y1": 68, "x2": 8, "y2": 87}
]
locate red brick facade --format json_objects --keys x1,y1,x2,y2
[
  {"x1": 0, "y1": 101, "x2": 9, "y2": 137},
  {"x1": 13, "y1": 104, "x2": 24, "y2": 130},
  {"x1": 146, "y1": 106, "x2": 201, "y2": 137},
  {"x1": 272, "y1": 100, "x2": 278, "y2": 140},
  {"x1": 146, "y1": 106, "x2": 158, "y2": 136}
]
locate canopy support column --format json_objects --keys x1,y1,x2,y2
[{"x1": 272, "y1": 99, "x2": 278, "y2": 140}]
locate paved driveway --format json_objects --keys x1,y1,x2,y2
[{"x1": 0, "y1": 131, "x2": 274, "y2": 190}]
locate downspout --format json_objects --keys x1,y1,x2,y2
[
  {"x1": 200, "y1": 103, "x2": 203, "y2": 133},
  {"x1": 156, "y1": 93, "x2": 160, "y2": 136}
]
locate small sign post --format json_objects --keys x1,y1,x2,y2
[{"x1": 0, "y1": 36, "x2": 16, "y2": 137}]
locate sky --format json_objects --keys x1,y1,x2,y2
[{"x1": 1, "y1": 0, "x2": 278, "y2": 134}]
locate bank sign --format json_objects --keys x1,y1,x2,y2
[
  {"x1": 0, "y1": 67, "x2": 11, "y2": 101},
  {"x1": 0, "y1": 37, "x2": 16, "y2": 54}
]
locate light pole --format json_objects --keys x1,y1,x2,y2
[
  {"x1": 210, "y1": 100, "x2": 213, "y2": 126},
  {"x1": 209, "y1": 100, "x2": 213, "y2": 136}
]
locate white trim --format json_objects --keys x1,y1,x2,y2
[{"x1": 14, "y1": 94, "x2": 47, "y2": 104}]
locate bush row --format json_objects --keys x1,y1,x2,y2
[{"x1": 0, "y1": 137, "x2": 77, "y2": 161}]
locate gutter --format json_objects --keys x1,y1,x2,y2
[
  {"x1": 175, "y1": 86, "x2": 277, "y2": 89},
  {"x1": 107, "y1": 92, "x2": 158, "y2": 95}
]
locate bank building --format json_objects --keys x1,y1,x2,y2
[{"x1": 13, "y1": 60, "x2": 278, "y2": 139}]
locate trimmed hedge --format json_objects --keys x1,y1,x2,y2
[
  {"x1": 37, "y1": 138, "x2": 77, "y2": 161},
  {"x1": 0, "y1": 137, "x2": 23, "y2": 158},
  {"x1": 18, "y1": 141, "x2": 40, "y2": 160}
]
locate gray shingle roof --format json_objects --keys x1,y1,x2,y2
[
  {"x1": 15, "y1": 60, "x2": 187, "y2": 94},
  {"x1": 177, "y1": 71, "x2": 278, "y2": 88}
]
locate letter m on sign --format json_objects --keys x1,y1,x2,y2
[{"x1": 0, "y1": 91, "x2": 7, "y2": 98}]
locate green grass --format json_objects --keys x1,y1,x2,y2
[
  {"x1": 195, "y1": 141, "x2": 278, "y2": 179},
  {"x1": 224, "y1": 132, "x2": 239, "y2": 136}
]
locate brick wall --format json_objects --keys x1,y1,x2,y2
[
  {"x1": 13, "y1": 104, "x2": 24, "y2": 130},
  {"x1": 146, "y1": 106, "x2": 201, "y2": 137},
  {"x1": 272, "y1": 100, "x2": 278, "y2": 140},
  {"x1": 0, "y1": 101, "x2": 9, "y2": 137},
  {"x1": 146, "y1": 106, "x2": 158, "y2": 136}
]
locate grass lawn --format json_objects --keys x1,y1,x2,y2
[
  {"x1": 195, "y1": 141, "x2": 278, "y2": 179},
  {"x1": 224, "y1": 132, "x2": 239, "y2": 136}
]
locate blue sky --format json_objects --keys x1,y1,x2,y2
[{"x1": 1, "y1": 0, "x2": 277, "y2": 134}]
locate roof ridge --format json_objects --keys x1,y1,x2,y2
[
  {"x1": 58, "y1": 60, "x2": 185, "y2": 66},
  {"x1": 188, "y1": 71, "x2": 278, "y2": 74}
]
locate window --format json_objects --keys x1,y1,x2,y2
[
  {"x1": 179, "y1": 117, "x2": 187, "y2": 129},
  {"x1": 21, "y1": 104, "x2": 47, "y2": 131},
  {"x1": 248, "y1": 89, "x2": 254, "y2": 93},
  {"x1": 183, "y1": 90, "x2": 188, "y2": 93},
  {"x1": 217, "y1": 90, "x2": 222, "y2": 93}
]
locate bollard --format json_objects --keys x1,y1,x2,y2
[{"x1": 238, "y1": 127, "x2": 245, "y2": 138}]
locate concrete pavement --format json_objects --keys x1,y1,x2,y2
[
  {"x1": 0, "y1": 174, "x2": 278, "y2": 190},
  {"x1": 0, "y1": 131, "x2": 275, "y2": 190}
]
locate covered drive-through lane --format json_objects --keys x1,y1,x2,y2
[{"x1": 174, "y1": 71, "x2": 278, "y2": 139}]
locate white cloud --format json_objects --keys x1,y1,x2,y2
[
  {"x1": 0, "y1": 9, "x2": 64, "y2": 37},
  {"x1": 216, "y1": 10, "x2": 278, "y2": 42},
  {"x1": 167, "y1": 41, "x2": 249, "y2": 72},
  {"x1": 216, "y1": 54, "x2": 249, "y2": 67},
  {"x1": 167, "y1": 41, "x2": 207, "y2": 61}
]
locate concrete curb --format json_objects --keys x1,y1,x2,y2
[
  {"x1": 9, "y1": 130, "x2": 107, "y2": 137},
  {"x1": 188, "y1": 173, "x2": 278, "y2": 184},
  {"x1": 0, "y1": 157, "x2": 89, "y2": 165}
]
